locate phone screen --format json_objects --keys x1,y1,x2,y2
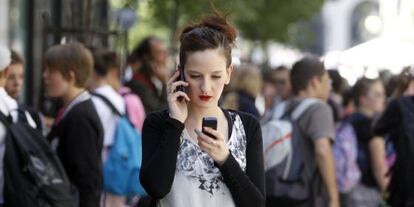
[{"x1": 202, "y1": 117, "x2": 218, "y2": 139}]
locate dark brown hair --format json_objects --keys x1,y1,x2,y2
[
  {"x1": 44, "y1": 43, "x2": 93, "y2": 88},
  {"x1": 392, "y1": 66, "x2": 414, "y2": 98},
  {"x1": 290, "y1": 56, "x2": 326, "y2": 94},
  {"x1": 92, "y1": 49, "x2": 120, "y2": 77},
  {"x1": 10, "y1": 49, "x2": 24, "y2": 65},
  {"x1": 352, "y1": 77, "x2": 381, "y2": 107},
  {"x1": 179, "y1": 12, "x2": 236, "y2": 68},
  {"x1": 263, "y1": 66, "x2": 290, "y2": 84},
  {"x1": 328, "y1": 69, "x2": 347, "y2": 94}
]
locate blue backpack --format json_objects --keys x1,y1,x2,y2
[{"x1": 91, "y1": 93, "x2": 147, "y2": 196}]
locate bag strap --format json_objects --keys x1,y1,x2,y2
[
  {"x1": 291, "y1": 98, "x2": 319, "y2": 121},
  {"x1": 0, "y1": 111, "x2": 11, "y2": 126},
  {"x1": 271, "y1": 101, "x2": 287, "y2": 120},
  {"x1": 90, "y1": 92, "x2": 123, "y2": 117}
]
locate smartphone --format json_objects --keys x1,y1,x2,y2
[
  {"x1": 202, "y1": 117, "x2": 218, "y2": 139},
  {"x1": 176, "y1": 65, "x2": 187, "y2": 101},
  {"x1": 177, "y1": 65, "x2": 187, "y2": 93}
]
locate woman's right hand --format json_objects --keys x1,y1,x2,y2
[{"x1": 167, "y1": 70, "x2": 190, "y2": 123}]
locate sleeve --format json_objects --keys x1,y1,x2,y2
[
  {"x1": 304, "y1": 103, "x2": 335, "y2": 142},
  {"x1": 139, "y1": 111, "x2": 184, "y2": 198},
  {"x1": 217, "y1": 113, "x2": 265, "y2": 207},
  {"x1": 62, "y1": 116, "x2": 102, "y2": 207},
  {"x1": 373, "y1": 99, "x2": 401, "y2": 136}
]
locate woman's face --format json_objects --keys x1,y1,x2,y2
[
  {"x1": 362, "y1": 81, "x2": 385, "y2": 113},
  {"x1": 42, "y1": 68, "x2": 71, "y2": 98},
  {"x1": 5, "y1": 63, "x2": 24, "y2": 99},
  {"x1": 184, "y1": 48, "x2": 232, "y2": 108}
]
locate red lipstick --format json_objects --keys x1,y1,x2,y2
[{"x1": 199, "y1": 95, "x2": 212, "y2": 101}]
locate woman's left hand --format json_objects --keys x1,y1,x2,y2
[{"x1": 195, "y1": 127, "x2": 230, "y2": 166}]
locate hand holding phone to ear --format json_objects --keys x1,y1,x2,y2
[{"x1": 167, "y1": 68, "x2": 189, "y2": 123}]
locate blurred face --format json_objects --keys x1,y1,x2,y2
[
  {"x1": 5, "y1": 63, "x2": 24, "y2": 99},
  {"x1": 184, "y1": 48, "x2": 232, "y2": 108},
  {"x1": 151, "y1": 40, "x2": 169, "y2": 66},
  {"x1": 275, "y1": 70, "x2": 291, "y2": 100},
  {"x1": 361, "y1": 81, "x2": 385, "y2": 113},
  {"x1": 42, "y1": 68, "x2": 71, "y2": 98},
  {"x1": 262, "y1": 82, "x2": 278, "y2": 108},
  {"x1": 315, "y1": 71, "x2": 332, "y2": 101}
]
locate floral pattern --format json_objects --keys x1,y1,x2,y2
[{"x1": 176, "y1": 112, "x2": 246, "y2": 195}]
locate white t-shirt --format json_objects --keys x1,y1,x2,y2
[
  {"x1": 159, "y1": 112, "x2": 247, "y2": 207},
  {"x1": 91, "y1": 85, "x2": 125, "y2": 161}
]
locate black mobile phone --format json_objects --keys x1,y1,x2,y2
[
  {"x1": 177, "y1": 64, "x2": 186, "y2": 92},
  {"x1": 176, "y1": 65, "x2": 187, "y2": 102},
  {"x1": 202, "y1": 117, "x2": 218, "y2": 139}
]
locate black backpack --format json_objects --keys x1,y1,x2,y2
[
  {"x1": 0, "y1": 111, "x2": 78, "y2": 207},
  {"x1": 388, "y1": 96, "x2": 414, "y2": 207}
]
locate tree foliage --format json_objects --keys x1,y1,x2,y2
[{"x1": 147, "y1": 0, "x2": 324, "y2": 44}]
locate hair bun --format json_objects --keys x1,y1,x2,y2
[
  {"x1": 179, "y1": 11, "x2": 236, "y2": 67},
  {"x1": 199, "y1": 12, "x2": 236, "y2": 44},
  {"x1": 181, "y1": 12, "x2": 236, "y2": 45}
]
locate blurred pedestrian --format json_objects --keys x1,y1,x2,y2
[
  {"x1": 266, "y1": 57, "x2": 339, "y2": 207},
  {"x1": 140, "y1": 12, "x2": 265, "y2": 207},
  {"x1": 5, "y1": 49, "x2": 42, "y2": 131},
  {"x1": 44, "y1": 43, "x2": 103, "y2": 207},
  {"x1": 328, "y1": 69, "x2": 348, "y2": 120},
  {"x1": 221, "y1": 64, "x2": 262, "y2": 118},
  {"x1": 328, "y1": 99, "x2": 360, "y2": 207},
  {"x1": 125, "y1": 36, "x2": 170, "y2": 113},
  {"x1": 373, "y1": 65, "x2": 414, "y2": 207},
  {"x1": 90, "y1": 49, "x2": 147, "y2": 207},
  {"x1": 261, "y1": 66, "x2": 292, "y2": 122},
  {"x1": 345, "y1": 78, "x2": 387, "y2": 207},
  {"x1": 0, "y1": 45, "x2": 16, "y2": 207},
  {"x1": 89, "y1": 49, "x2": 129, "y2": 207}
]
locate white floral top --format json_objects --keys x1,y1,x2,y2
[{"x1": 159, "y1": 111, "x2": 247, "y2": 207}]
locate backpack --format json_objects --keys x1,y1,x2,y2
[
  {"x1": 387, "y1": 96, "x2": 414, "y2": 206},
  {"x1": 332, "y1": 121, "x2": 361, "y2": 193},
  {"x1": 91, "y1": 93, "x2": 147, "y2": 196},
  {"x1": 261, "y1": 99, "x2": 318, "y2": 202},
  {"x1": 0, "y1": 111, "x2": 78, "y2": 207}
]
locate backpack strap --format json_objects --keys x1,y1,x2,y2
[
  {"x1": 291, "y1": 99, "x2": 319, "y2": 121},
  {"x1": 271, "y1": 101, "x2": 287, "y2": 120},
  {"x1": 0, "y1": 111, "x2": 11, "y2": 126},
  {"x1": 90, "y1": 92, "x2": 123, "y2": 117}
]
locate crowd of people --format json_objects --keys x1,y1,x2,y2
[{"x1": 0, "y1": 11, "x2": 413, "y2": 207}]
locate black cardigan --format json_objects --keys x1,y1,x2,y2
[
  {"x1": 140, "y1": 109, "x2": 265, "y2": 207},
  {"x1": 47, "y1": 100, "x2": 103, "y2": 207}
]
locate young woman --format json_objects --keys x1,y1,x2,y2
[
  {"x1": 346, "y1": 78, "x2": 387, "y2": 207},
  {"x1": 140, "y1": 13, "x2": 265, "y2": 207},
  {"x1": 43, "y1": 43, "x2": 103, "y2": 207}
]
